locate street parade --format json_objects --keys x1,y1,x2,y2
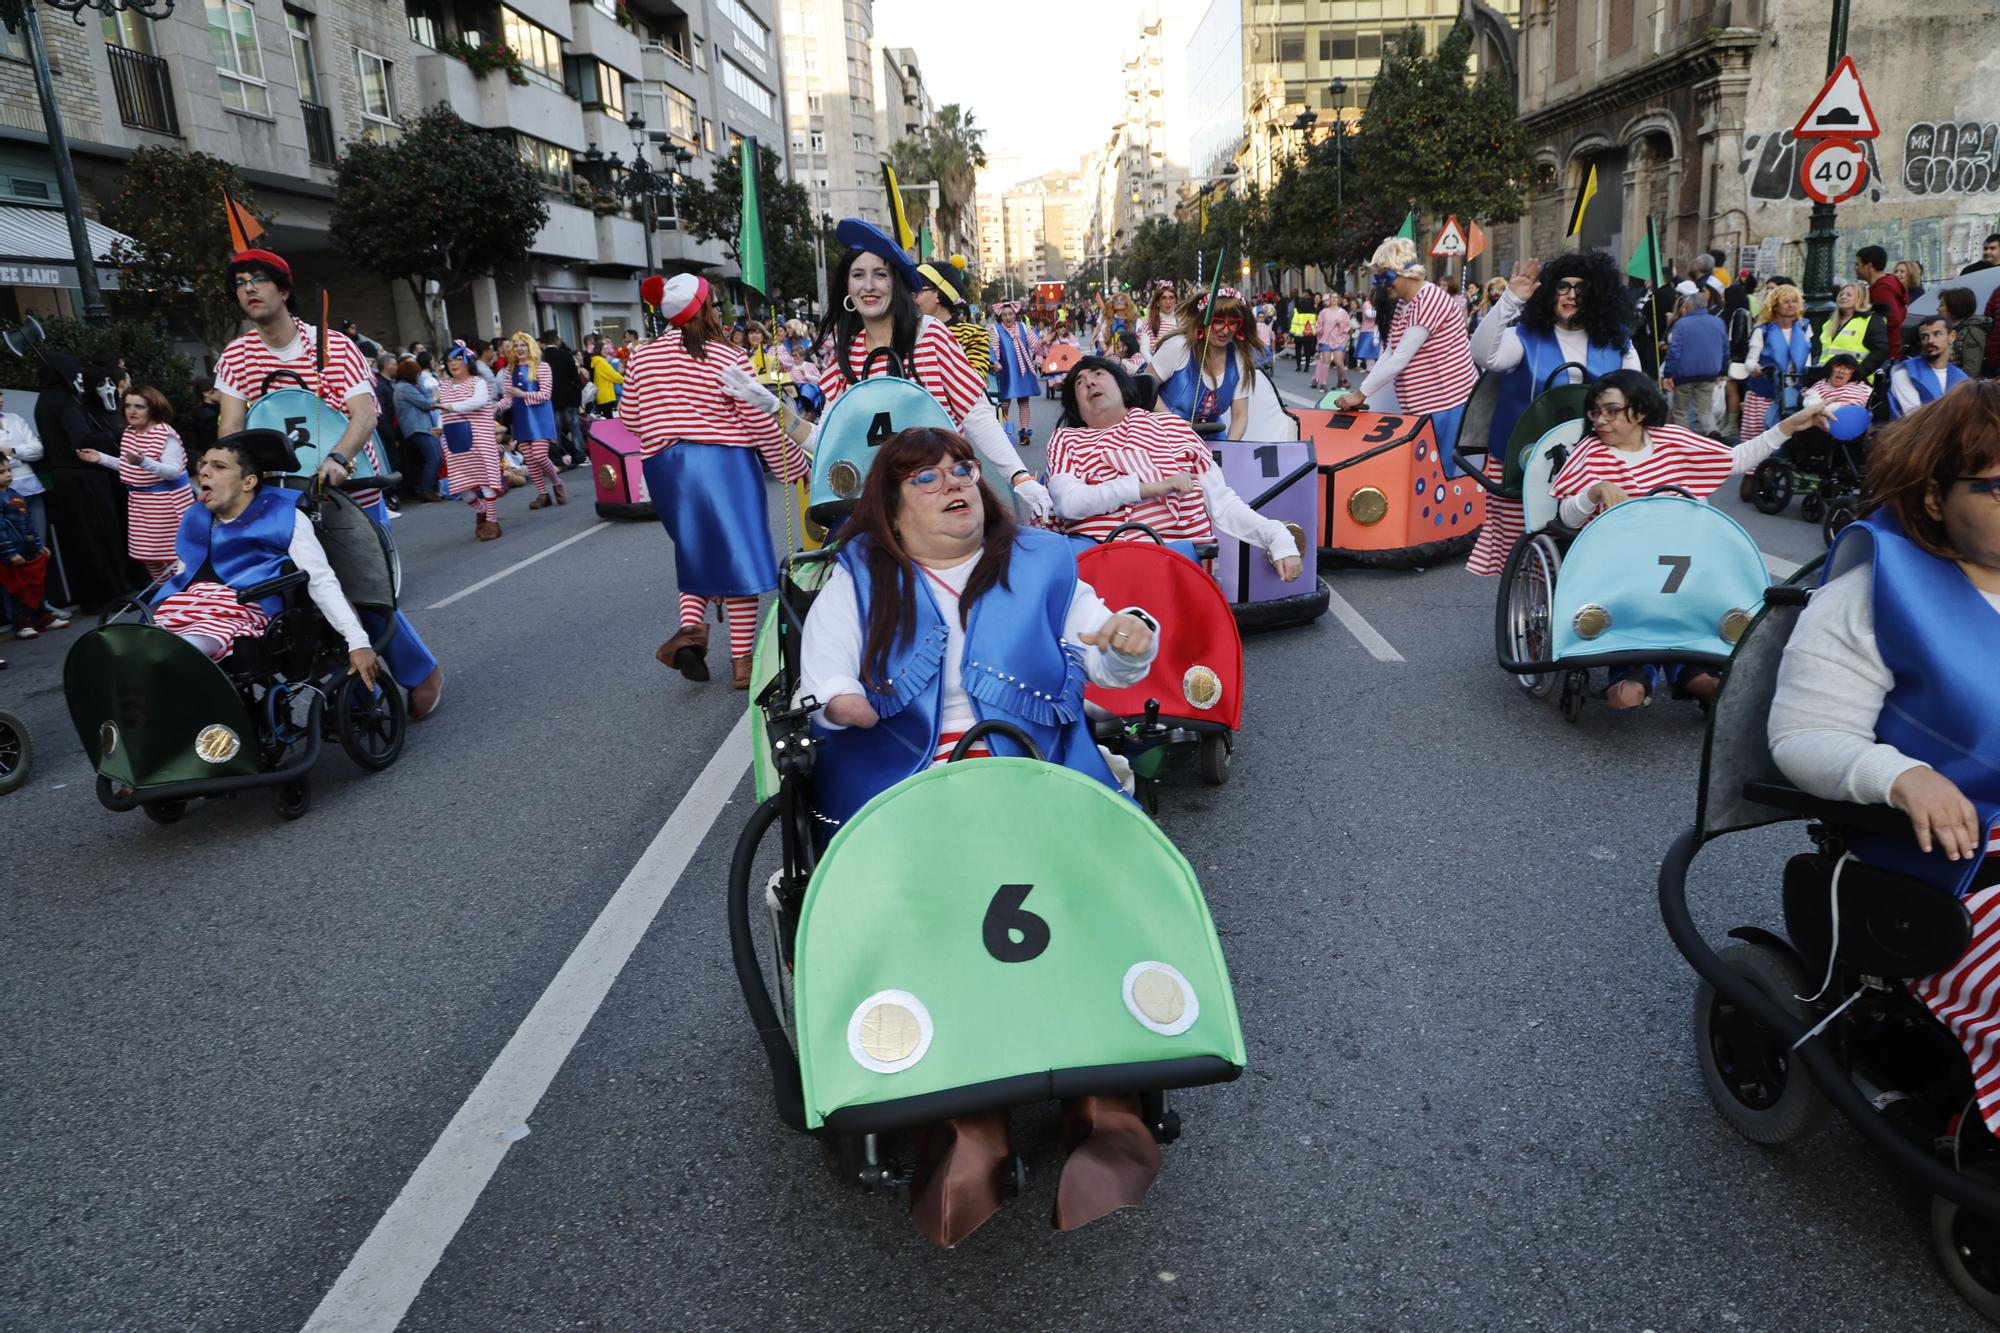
[{"x1": 2, "y1": 0, "x2": 1999, "y2": 1326}]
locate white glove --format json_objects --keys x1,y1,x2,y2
[
  {"x1": 1011, "y1": 475, "x2": 1055, "y2": 523},
  {"x1": 720, "y1": 364, "x2": 780, "y2": 414}
]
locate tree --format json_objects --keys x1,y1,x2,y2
[
  {"x1": 1262, "y1": 135, "x2": 1404, "y2": 288},
  {"x1": 677, "y1": 142, "x2": 817, "y2": 310},
  {"x1": 887, "y1": 104, "x2": 987, "y2": 254},
  {"x1": 330, "y1": 104, "x2": 549, "y2": 345},
  {"x1": 1353, "y1": 24, "x2": 1533, "y2": 237},
  {"x1": 99, "y1": 148, "x2": 274, "y2": 352},
  {"x1": 0, "y1": 316, "x2": 197, "y2": 422}
]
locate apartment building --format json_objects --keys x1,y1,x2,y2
[
  {"x1": 0, "y1": 0, "x2": 785, "y2": 349},
  {"x1": 1080, "y1": 3, "x2": 1190, "y2": 285},
  {"x1": 976, "y1": 166, "x2": 1086, "y2": 291},
  {"x1": 778, "y1": 0, "x2": 887, "y2": 232}
]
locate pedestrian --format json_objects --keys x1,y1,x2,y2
[
  {"x1": 989, "y1": 300, "x2": 1045, "y2": 446},
  {"x1": 1961, "y1": 234, "x2": 2000, "y2": 277},
  {"x1": 0, "y1": 454, "x2": 68, "y2": 640},
  {"x1": 1816, "y1": 281, "x2": 1888, "y2": 381},
  {"x1": 0, "y1": 386, "x2": 48, "y2": 566},
  {"x1": 540, "y1": 328, "x2": 586, "y2": 469},
  {"x1": 185, "y1": 376, "x2": 222, "y2": 457},
  {"x1": 1353, "y1": 291, "x2": 1380, "y2": 372},
  {"x1": 392, "y1": 358, "x2": 442, "y2": 501},
  {"x1": 370, "y1": 352, "x2": 403, "y2": 492},
  {"x1": 74, "y1": 384, "x2": 188, "y2": 583},
  {"x1": 587, "y1": 336, "x2": 624, "y2": 418},
  {"x1": 1889, "y1": 315, "x2": 1972, "y2": 418},
  {"x1": 503, "y1": 331, "x2": 564, "y2": 510},
  {"x1": 1333, "y1": 237, "x2": 1479, "y2": 477},
  {"x1": 436, "y1": 345, "x2": 503, "y2": 540},
  {"x1": 210, "y1": 247, "x2": 444, "y2": 718},
  {"x1": 1288, "y1": 298, "x2": 1315, "y2": 373},
  {"x1": 1314, "y1": 293, "x2": 1351, "y2": 391},
  {"x1": 1660, "y1": 289, "x2": 1729, "y2": 437},
  {"x1": 1856, "y1": 245, "x2": 1909, "y2": 361},
  {"x1": 913, "y1": 262, "x2": 989, "y2": 382},
  {"x1": 1740, "y1": 284, "x2": 1811, "y2": 439},
  {"x1": 1939, "y1": 287, "x2": 1991, "y2": 378},
  {"x1": 619, "y1": 273, "x2": 810, "y2": 689},
  {"x1": 1150, "y1": 286, "x2": 1286, "y2": 440},
  {"x1": 1896, "y1": 259, "x2": 1927, "y2": 307},
  {"x1": 1139, "y1": 280, "x2": 1176, "y2": 365}
]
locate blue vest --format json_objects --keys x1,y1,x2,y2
[
  {"x1": 992, "y1": 325, "x2": 1042, "y2": 399},
  {"x1": 1825, "y1": 510, "x2": 2000, "y2": 895},
  {"x1": 1888, "y1": 358, "x2": 1970, "y2": 418},
  {"x1": 511, "y1": 363, "x2": 557, "y2": 441},
  {"x1": 1483, "y1": 325, "x2": 1626, "y2": 458},
  {"x1": 809, "y1": 528, "x2": 1122, "y2": 828},
  {"x1": 154, "y1": 486, "x2": 304, "y2": 616},
  {"x1": 1746, "y1": 321, "x2": 1811, "y2": 408},
  {"x1": 1159, "y1": 347, "x2": 1239, "y2": 424}
]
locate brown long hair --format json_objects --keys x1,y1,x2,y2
[
  {"x1": 836, "y1": 427, "x2": 1018, "y2": 691},
  {"x1": 678, "y1": 295, "x2": 726, "y2": 359},
  {"x1": 1145, "y1": 284, "x2": 1177, "y2": 343},
  {"x1": 1177, "y1": 293, "x2": 1259, "y2": 385},
  {"x1": 1862, "y1": 379, "x2": 2000, "y2": 558}
]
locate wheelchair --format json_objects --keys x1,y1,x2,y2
[
  {"x1": 62, "y1": 475, "x2": 406, "y2": 823},
  {"x1": 1750, "y1": 425, "x2": 1868, "y2": 532},
  {"x1": 730, "y1": 547, "x2": 1246, "y2": 1215},
  {"x1": 1659, "y1": 575, "x2": 2000, "y2": 1322},
  {"x1": 1496, "y1": 485, "x2": 1775, "y2": 721},
  {"x1": 0, "y1": 698, "x2": 27, "y2": 796}
]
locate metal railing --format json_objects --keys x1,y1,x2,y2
[
  {"x1": 301, "y1": 100, "x2": 337, "y2": 166},
  {"x1": 107, "y1": 44, "x2": 178, "y2": 136}
]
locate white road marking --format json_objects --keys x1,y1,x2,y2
[
  {"x1": 1760, "y1": 550, "x2": 1803, "y2": 578},
  {"x1": 300, "y1": 711, "x2": 752, "y2": 1333},
  {"x1": 1324, "y1": 586, "x2": 1405, "y2": 662},
  {"x1": 424, "y1": 522, "x2": 611, "y2": 610}
]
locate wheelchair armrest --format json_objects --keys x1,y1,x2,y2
[
  {"x1": 1741, "y1": 780, "x2": 1916, "y2": 839},
  {"x1": 337, "y1": 471, "x2": 401, "y2": 492},
  {"x1": 236, "y1": 569, "x2": 310, "y2": 604},
  {"x1": 1194, "y1": 542, "x2": 1220, "y2": 562}
]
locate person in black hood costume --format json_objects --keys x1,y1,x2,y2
[{"x1": 32, "y1": 352, "x2": 142, "y2": 609}]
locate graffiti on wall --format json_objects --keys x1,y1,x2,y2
[
  {"x1": 1903, "y1": 121, "x2": 2000, "y2": 196},
  {"x1": 1742, "y1": 132, "x2": 1886, "y2": 204}
]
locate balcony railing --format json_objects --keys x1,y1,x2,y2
[
  {"x1": 106, "y1": 44, "x2": 178, "y2": 135},
  {"x1": 301, "y1": 100, "x2": 337, "y2": 166}
]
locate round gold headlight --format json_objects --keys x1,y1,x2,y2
[
  {"x1": 1184, "y1": 665, "x2": 1222, "y2": 710},
  {"x1": 1348, "y1": 486, "x2": 1389, "y2": 525},
  {"x1": 1573, "y1": 604, "x2": 1612, "y2": 639},
  {"x1": 829, "y1": 459, "x2": 862, "y2": 499},
  {"x1": 1720, "y1": 608, "x2": 1753, "y2": 643},
  {"x1": 194, "y1": 724, "x2": 240, "y2": 765},
  {"x1": 597, "y1": 461, "x2": 619, "y2": 490},
  {"x1": 99, "y1": 721, "x2": 119, "y2": 758}
]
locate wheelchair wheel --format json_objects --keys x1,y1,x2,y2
[
  {"x1": 1823, "y1": 499, "x2": 1857, "y2": 549},
  {"x1": 1198, "y1": 732, "x2": 1231, "y2": 786},
  {"x1": 1751, "y1": 460, "x2": 1794, "y2": 515},
  {"x1": 273, "y1": 777, "x2": 312, "y2": 821},
  {"x1": 142, "y1": 799, "x2": 188, "y2": 825},
  {"x1": 1506, "y1": 535, "x2": 1561, "y2": 697},
  {"x1": 1799, "y1": 493, "x2": 1825, "y2": 525},
  {"x1": 335, "y1": 674, "x2": 407, "y2": 772},
  {"x1": 0, "y1": 706, "x2": 30, "y2": 796},
  {"x1": 1693, "y1": 941, "x2": 1830, "y2": 1145},
  {"x1": 1558, "y1": 670, "x2": 1588, "y2": 723},
  {"x1": 1931, "y1": 1167, "x2": 2000, "y2": 1322}
]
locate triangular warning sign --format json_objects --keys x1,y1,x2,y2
[
  {"x1": 1430, "y1": 216, "x2": 1467, "y2": 258},
  {"x1": 1794, "y1": 56, "x2": 1879, "y2": 139}
]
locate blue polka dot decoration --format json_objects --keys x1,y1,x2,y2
[
  {"x1": 1422, "y1": 505, "x2": 1431, "y2": 518},
  {"x1": 1414, "y1": 478, "x2": 1426, "y2": 495},
  {"x1": 1433, "y1": 485, "x2": 1446, "y2": 503},
  {"x1": 1416, "y1": 443, "x2": 1428, "y2": 460},
  {"x1": 1434, "y1": 512, "x2": 1444, "y2": 526}
]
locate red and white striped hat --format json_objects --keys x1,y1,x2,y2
[{"x1": 659, "y1": 273, "x2": 710, "y2": 326}]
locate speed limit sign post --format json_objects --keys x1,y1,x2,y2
[{"x1": 1801, "y1": 137, "x2": 1869, "y2": 205}]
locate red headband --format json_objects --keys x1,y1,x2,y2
[{"x1": 231, "y1": 249, "x2": 293, "y2": 285}]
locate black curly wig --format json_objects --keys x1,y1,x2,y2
[{"x1": 1518, "y1": 250, "x2": 1631, "y2": 349}]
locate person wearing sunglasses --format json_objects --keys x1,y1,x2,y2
[
  {"x1": 1148, "y1": 287, "x2": 1280, "y2": 440},
  {"x1": 1331, "y1": 236, "x2": 1480, "y2": 477},
  {"x1": 1464, "y1": 250, "x2": 1640, "y2": 576},
  {"x1": 1768, "y1": 382, "x2": 2000, "y2": 1108},
  {"x1": 1550, "y1": 369, "x2": 1833, "y2": 708}
]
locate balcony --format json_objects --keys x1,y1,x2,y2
[
  {"x1": 106, "y1": 44, "x2": 178, "y2": 136},
  {"x1": 302, "y1": 100, "x2": 337, "y2": 166}
]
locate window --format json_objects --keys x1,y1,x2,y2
[
  {"x1": 205, "y1": 0, "x2": 270, "y2": 116},
  {"x1": 1358, "y1": 33, "x2": 1381, "y2": 59},
  {"x1": 501, "y1": 7, "x2": 565, "y2": 92},
  {"x1": 102, "y1": 11, "x2": 154, "y2": 54},
  {"x1": 702, "y1": 117, "x2": 716, "y2": 152},
  {"x1": 664, "y1": 84, "x2": 699, "y2": 148},
  {"x1": 692, "y1": 36, "x2": 705, "y2": 70},
  {"x1": 808, "y1": 131, "x2": 824, "y2": 153},
  {"x1": 355, "y1": 48, "x2": 399, "y2": 135},
  {"x1": 287, "y1": 11, "x2": 321, "y2": 102},
  {"x1": 516, "y1": 132, "x2": 573, "y2": 192},
  {"x1": 1278, "y1": 33, "x2": 1304, "y2": 62},
  {"x1": 716, "y1": 0, "x2": 767, "y2": 52},
  {"x1": 806, "y1": 92, "x2": 821, "y2": 115},
  {"x1": 591, "y1": 0, "x2": 617, "y2": 17},
  {"x1": 406, "y1": 0, "x2": 441, "y2": 49},
  {"x1": 567, "y1": 57, "x2": 628, "y2": 117},
  {"x1": 719, "y1": 56, "x2": 772, "y2": 117},
  {"x1": 1, "y1": 24, "x2": 24, "y2": 60}
]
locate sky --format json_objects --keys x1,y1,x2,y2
[{"x1": 871, "y1": 0, "x2": 1184, "y2": 185}]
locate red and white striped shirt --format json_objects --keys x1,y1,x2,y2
[
  {"x1": 1550, "y1": 424, "x2": 1740, "y2": 511},
  {"x1": 1809, "y1": 379, "x2": 1874, "y2": 409},
  {"x1": 1385, "y1": 282, "x2": 1478, "y2": 412},
  {"x1": 818, "y1": 316, "x2": 988, "y2": 427},
  {"x1": 213, "y1": 318, "x2": 381, "y2": 501},
  {"x1": 116, "y1": 422, "x2": 185, "y2": 489},
  {"x1": 1046, "y1": 408, "x2": 1215, "y2": 543},
  {"x1": 619, "y1": 329, "x2": 805, "y2": 480}
]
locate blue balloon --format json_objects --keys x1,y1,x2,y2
[{"x1": 1829, "y1": 403, "x2": 1870, "y2": 441}]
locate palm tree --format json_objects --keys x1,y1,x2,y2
[{"x1": 887, "y1": 104, "x2": 987, "y2": 256}]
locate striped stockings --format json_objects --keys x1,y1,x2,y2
[
  {"x1": 678, "y1": 592, "x2": 760, "y2": 658},
  {"x1": 470, "y1": 493, "x2": 498, "y2": 522},
  {"x1": 522, "y1": 442, "x2": 559, "y2": 496}
]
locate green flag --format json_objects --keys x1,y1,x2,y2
[
  {"x1": 917, "y1": 223, "x2": 934, "y2": 260},
  {"x1": 1396, "y1": 210, "x2": 1417, "y2": 241},
  {"x1": 738, "y1": 136, "x2": 767, "y2": 299},
  {"x1": 1626, "y1": 215, "x2": 1662, "y2": 285}
]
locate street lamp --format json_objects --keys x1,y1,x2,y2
[
  {"x1": 1328, "y1": 78, "x2": 1348, "y2": 212},
  {"x1": 610, "y1": 111, "x2": 685, "y2": 275},
  {"x1": 1, "y1": 0, "x2": 175, "y2": 325}
]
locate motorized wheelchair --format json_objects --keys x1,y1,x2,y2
[
  {"x1": 62, "y1": 473, "x2": 406, "y2": 823},
  {"x1": 732, "y1": 545, "x2": 1246, "y2": 1211},
  {"x1": 1659, "y1": 571, "x2": 2000, "y2": 1322},
  {"x1": 1750, "y1": 421, "x2": 1869, "y2": 537}
]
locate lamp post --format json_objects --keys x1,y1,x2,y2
[
  {"x1": 1329, "y1": 78, "x2": 1348, "y2": 212},
  {"x1": 1, "y1": 0, "x2": 174, "y2": 326},
  {"x1": 1800, "y1": 0, "x2": 1852, "y2": 328},
  {"x1": 1290, "y1": 108, "x2": 1317, "y2": 163}
]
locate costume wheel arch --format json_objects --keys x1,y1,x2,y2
[{"x1": 1296, "y1": 404, "x2": 1484, "y2": 569}]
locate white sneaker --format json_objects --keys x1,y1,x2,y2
[
  {"x1": 14, "y1": 625, "x2": 38, "y2": 639},
  {"x1": 44, "y1": 616, "x2": 70, "y2": 631}
]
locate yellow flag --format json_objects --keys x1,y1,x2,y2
[
  {"x1": 1200, "y1": 196, "x2": 1209, "y2": 234},
  {"x1": 1565, "y1": 164, "x2": 1598, "y2": 238}
]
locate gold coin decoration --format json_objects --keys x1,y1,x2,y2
[
  {"x1": 1720, "y1": 608, "x2": 1753, "y2": 643},
  {"x1": 1348, "y1": 486, "x2": 1389, "y2": 525},
  {"x1": 1184, "y1": 665, "x2": 1222, "y2": 710},
  {"x1": 1131, "y1": 968, "x2": 1187, "y2": 1025},
  {"x1": 195, "y1": 724, "x2": 240, "y2": 764},
  {"x1": 1573, "y1": 604, "x2": 1612, "y2": 639},
  {"x1": 829, "y1": 459, "x2": 862, "y2": 499},
  {"x1": 598, "y1": 462, "x2": 618, "y2": 490},
  {"x1": 855, "y1": 1002, "x2": 922, "y2": 1064}
]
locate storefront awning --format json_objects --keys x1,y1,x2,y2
[
  {"x1": 0, "y1": 205, "x2": 129, "y2": 289},
  {"x1": 533, "y1": 286, "x2": 592, "y2": 304}
]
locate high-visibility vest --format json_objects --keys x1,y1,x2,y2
[
  {"x1": 1818, "y1": 312, "x2": 1874, "y2": 364},
  {"x1": 1289, "y1": 310, "x2": 1314, "y2": 336}
]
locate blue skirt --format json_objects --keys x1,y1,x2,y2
[
  {"x1": 1356, "y1": 331, "x2": 1380, "y2": 360},
  {"x1": 641, "y1": 442, "x2": 779, "y2": 597}
]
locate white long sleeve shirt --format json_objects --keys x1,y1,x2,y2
[
  {"x1": 287, "y1": 510, "x2": 371, "y2": 653},
  {"x1": 1047, "y1": 459, "x2": 1300, "y2": 561},
  {"x1": 0, "y1": 411, "x2": 43, "y2": 497},
  {"x1": 1769, "y1": 564, "x2": 2000, "y2": 806},
  {"x1": 1468, "y1": 291, "x2": 1643, "y2": 377},
  {"x1": 800, "y1": 551, "x2": 1159, "y2": 739},
  {"x1": 1553, "y1": 423, "x2": 1788, "y2": 529}
]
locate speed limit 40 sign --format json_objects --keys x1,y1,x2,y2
[{"x1": 1801, "y1": 138, "x2": 1869, "y2": 205}]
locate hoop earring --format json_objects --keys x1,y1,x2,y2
[{"x1": 843, "y1": 295, "x2": 857, "y2": 313}]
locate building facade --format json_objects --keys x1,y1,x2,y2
[
  {"x1": 778, "y1": 0, "x2": 888, "y2": 233},
  {"x1": 975, "y1": 166, "x2": 1086, "y2": 291},
  {"x1": 1080, "y1": 3, "x2": 1188, "y2": 285},
  {"x1": 1507, "y1": 0, "x2": 2000, "y2": 283},
  {"x1": 1, "y1": 0, "x2": 786, "y2": 353}
]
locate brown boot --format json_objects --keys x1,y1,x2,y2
[
  {"x1": 731, "y1": 653, "x2": 753, "y2": 690},
  {"x1": 1051, "y1": 1094, "x2": 1161, "y2": 1231},
  {"x1": 656, "y1": 621, "x2": 710, "y2": 681},
  {"x1": 529, "y1": 493, "x2": 552, "y2": 511},
  {"x1": 554, "y1": 479, "x2": 569, "y2": 505},
  {"x1": 908, "y1": 1110, "x2": 1011, "y2": 1248},
  {"x1": 475, "y1": 517, "x2": 502, "y2": 541}
]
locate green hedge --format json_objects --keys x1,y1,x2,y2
[{"x1": 0, "y1": 317, "x2": 199, "y2": 424}]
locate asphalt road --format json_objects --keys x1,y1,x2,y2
[{"x1": 1, "y1": 373, "x2": 1977, "y2": 1332}]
